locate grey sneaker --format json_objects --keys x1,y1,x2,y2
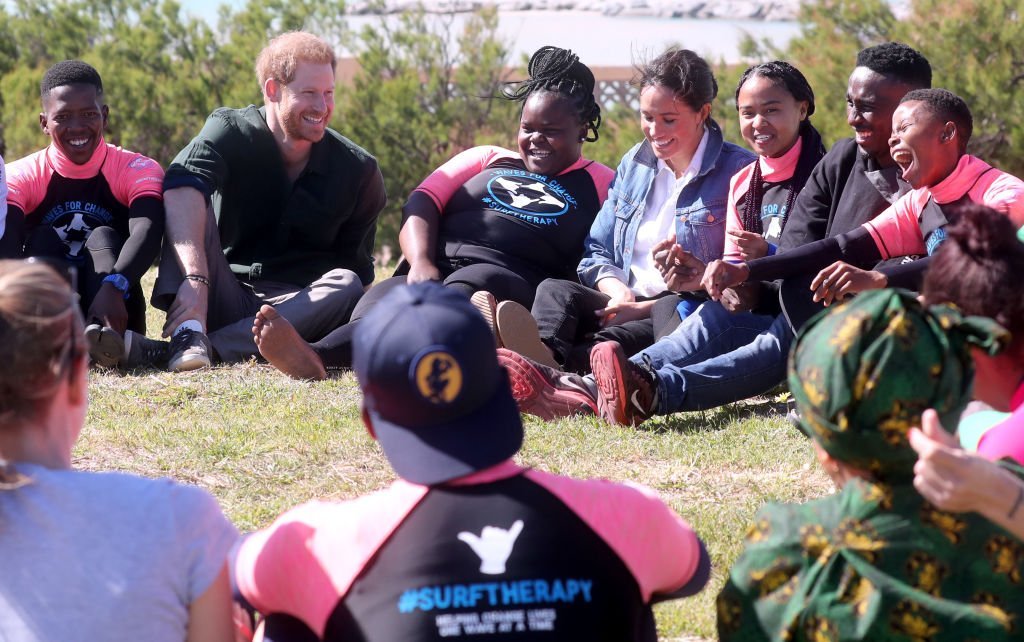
[
  {"x1": 85, "y1": 323, "x2": 125, "y2": 368},
  {"x1": 168, "y1": 328, "x2": 213, "y2": 372},
  {"x1": 121, "y1": 330, "x2": 170, "y2": 369}
]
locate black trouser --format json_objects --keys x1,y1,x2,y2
[
  {"x1": 25, "y1": 225, "x2": 146, "y2": 333},
  {"x1": 530, "y1": 278, "x2": 689, "y2": 374},
  {"x1": 312, "y1": 261, "x2": 539, "y2": 369}
]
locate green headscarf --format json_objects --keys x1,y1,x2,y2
[
  {"x1": 788, "y1": 289, "x2": 1007, "y2": 482},
  {"x1": 719, "y1": 478, "x2": 1024, "y2": 642},
  {"x1": 719, "y1": 289, "x2": 1023, "y2": 642}
]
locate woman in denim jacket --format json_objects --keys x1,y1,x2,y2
[{"x1": 495, "y1": 48, "x2": 754, "y2": 375}]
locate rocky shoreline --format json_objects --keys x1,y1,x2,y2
[{"x1": 346, "y1": 0, "x2": 801, "y2": 21}]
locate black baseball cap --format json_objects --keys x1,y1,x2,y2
[{"x1": 353, "y1": 282, "x2": 524, "y2": 485}]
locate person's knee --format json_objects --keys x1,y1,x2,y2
[
  {"x1": 317, "y1": 268, "x2": 361, "y2": 291},
  {"x1": 537, "y1": 278, "x2": 563, "y2": 296},
  {"x1": 84, "y1": 226, "x2": 121, "y2": 251}
]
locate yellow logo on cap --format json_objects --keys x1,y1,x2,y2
[{"x1": 415, "y1": 351, "x2": 463, "y2": 404}]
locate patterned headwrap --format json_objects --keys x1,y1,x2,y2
[
  {"x1": 719, "y1": 477, "x2": 1024, "y2": 641},
  {"x1": 788, "y1": 289, "x2": 1007, "y2": 482},
  {"x1": 720, "y1": 290, "x2": 1024, "y2": 642}
]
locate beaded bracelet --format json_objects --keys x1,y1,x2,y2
[
  {"x1": 1008, "y1": 485, "x2": 1024, "y2": 520},
  {"x1": 185, "y1": 273, "x2": 211, "y2": 286}
]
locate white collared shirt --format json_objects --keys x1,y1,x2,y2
[{"x1": 629, "y1": 128, "x2": 710, "y2": 296}]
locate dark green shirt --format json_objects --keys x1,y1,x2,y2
[{"x1": 164, "y1": 105, "x2": 386, "y2": 286}]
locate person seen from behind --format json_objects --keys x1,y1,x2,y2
[{"x1": 233, "y1": 282, "x2": 709, "y2": 641}]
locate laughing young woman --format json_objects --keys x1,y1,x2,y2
[
  {"x1": 496, "y1": 48, "x2": 755, "y2": 377},
  {"x1": 701, "y1": 89, "x2": 1024, "y2": 302}
]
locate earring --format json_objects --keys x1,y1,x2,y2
[{"x1": 579, "y1": 136, "x2": 586, "y2": 142}]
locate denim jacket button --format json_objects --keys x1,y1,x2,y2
[{"x1": 707, "y1": 214, "x2": 715, "y2": 222}]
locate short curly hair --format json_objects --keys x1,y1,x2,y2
[
  {"x1": 856, "y1": 42, "x2": 932, "y2": 89},
  {"x1": 901, "y1": 88, "x2": 972, "y2": 153},
  {"x1": 40, "y1": 60, "x2": 103, "y2": 98},
  {"x1": 255, "y1": 32, "x2": 336, "y2": 88}
]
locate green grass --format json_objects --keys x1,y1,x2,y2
[{"x1": 74, "y1": 270, "x2": 831, "y2": 640}]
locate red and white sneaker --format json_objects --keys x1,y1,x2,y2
[
  {"x1": 497, "y1": 348, "x2": 597, "y2": 420},
  {"x1": 590, "y1": 341, "x2": 658, "y2": 426}
]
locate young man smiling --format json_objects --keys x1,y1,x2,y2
[
  {"x1": 0, "y1": 60, "x2": 165, "y2": 364},
  {"x1": 703, "y1": 88, "x2": 1024, "y2": 302},
  {"x1": 129, "y1": 31, "x2": 386, "y2": 372},
  {"x1": 611, "y1": 86, "x2": 1024, "y2": 427}
]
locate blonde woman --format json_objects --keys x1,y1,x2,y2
[{"x1": 0, "y1": 259, "x2": 237, "y2": 641}]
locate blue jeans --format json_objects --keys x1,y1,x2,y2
[{"x1": 631, "y1": 301, "x2": 793, "y2": 414}]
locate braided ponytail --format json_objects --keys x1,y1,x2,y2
[
  {"x1": 504, "y1": 46, "x2": 602, "y2": 141},
  {"x1": 736, "y1": 61, "x2": 824, "y2": 234}
]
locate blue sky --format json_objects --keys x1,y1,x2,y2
[{"x1": 178, "y1": 0, "x2": 244, "y2": 24}]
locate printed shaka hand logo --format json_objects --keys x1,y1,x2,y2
[{"x1": 457, "y1": 520, "x2": 524, "y2": 575}]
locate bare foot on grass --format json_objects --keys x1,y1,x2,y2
[{"x1": 252, "y1": 305, "x2": 328, "y2": 380}]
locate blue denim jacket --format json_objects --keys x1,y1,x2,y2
[{"x1": 577, "y1": 118, "x2": 755, "y2": 288}]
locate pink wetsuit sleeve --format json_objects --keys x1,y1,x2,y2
[
  {"x1": 234, "y1": 481, "x2": 428, "y2": 637},
  {"x1": 414, "y1": 146, "x2": 516, "y2": 212},
  {"x1": 723, "y1": 164, "x2": 753, "y2": 263},
  {"x1": 978, "y1": 171, "x2": 1024, "y2": 227},
  {"x1": 582, "y1": 161, "x2": 615, "y2": 204},
  {"x1": 524, "y1": 469, "x2": 702, "y2": 602},
  {"x1": 104, "y1": 148, "x2": 164, "y2": 206},
  {"x1": 5, "y1": 150, "x2": 49, "y2": 215},
  {"x1": 863, "y1": 190, "x2": 928, "y2": 259},
  {"x1": 977, "y1": 406, "x2": 1024, "y2": 465}
]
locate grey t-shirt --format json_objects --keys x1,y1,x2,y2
[{"x1": 0, "y1": 463, "x2": 238, "y2": 641}]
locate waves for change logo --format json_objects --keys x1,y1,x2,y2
[{"x1": 487, "y1": 174, "x2": 568, "y2": 218}]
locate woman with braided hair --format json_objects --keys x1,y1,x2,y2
[
  {"x1": 252, "y1": 46, "x2": 613, "y2": 379},
  {"x1": 725, "y1": 61, "x2": 825, "y2": 265},
  {"x1": 0, "y1": 259, "x2": 238, "y2": 639},
  {"x1": 495, "y1": 48, "x2": 755, "y2": 399}
]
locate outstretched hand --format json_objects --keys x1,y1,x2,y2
[
  {"x1": 810, "y1": 261, "x2": 887, "y2": 307},
  {"x1": 653, "y1": 239, "x2": 705, "y2": 293},
  {"x1": 164, "y1": 278, "x2": 208, "y2": 337},
  {"x1": 720, "y1": 283, "x2": 760, "y2": 313},
  {"x1": 701, "y1": 260, "x2": 750, "y2": 301},
  {"x1": 87, "y1": 282, "x2": 129, "y2": 336},
  {"x1": 728, "y1": 229, "x2": 770, "y2": 261},
  {"x1": 596, "y1": 300, "x2": 650, "y2": 327},
  {"x1": 909, "y1": 409, "x2": 993, "y2": 513},
  {"x1": 406, "y1": 259, "x2": 441, "y2": 284}
]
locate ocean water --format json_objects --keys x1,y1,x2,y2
[{"x1": 177, "y1": 0, "x2": 797, "y2": 66}]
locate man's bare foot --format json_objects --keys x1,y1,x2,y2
[{"x1": 252, "y1": 305, "x2": 328, "y2": 380}]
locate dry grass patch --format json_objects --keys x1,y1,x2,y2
[
  {"x1": 79, "y1": 268, "x2": 832, "y2": 638},
  {"x1": 79, "y1": 361, "x2": 830, "y2": 639}
]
